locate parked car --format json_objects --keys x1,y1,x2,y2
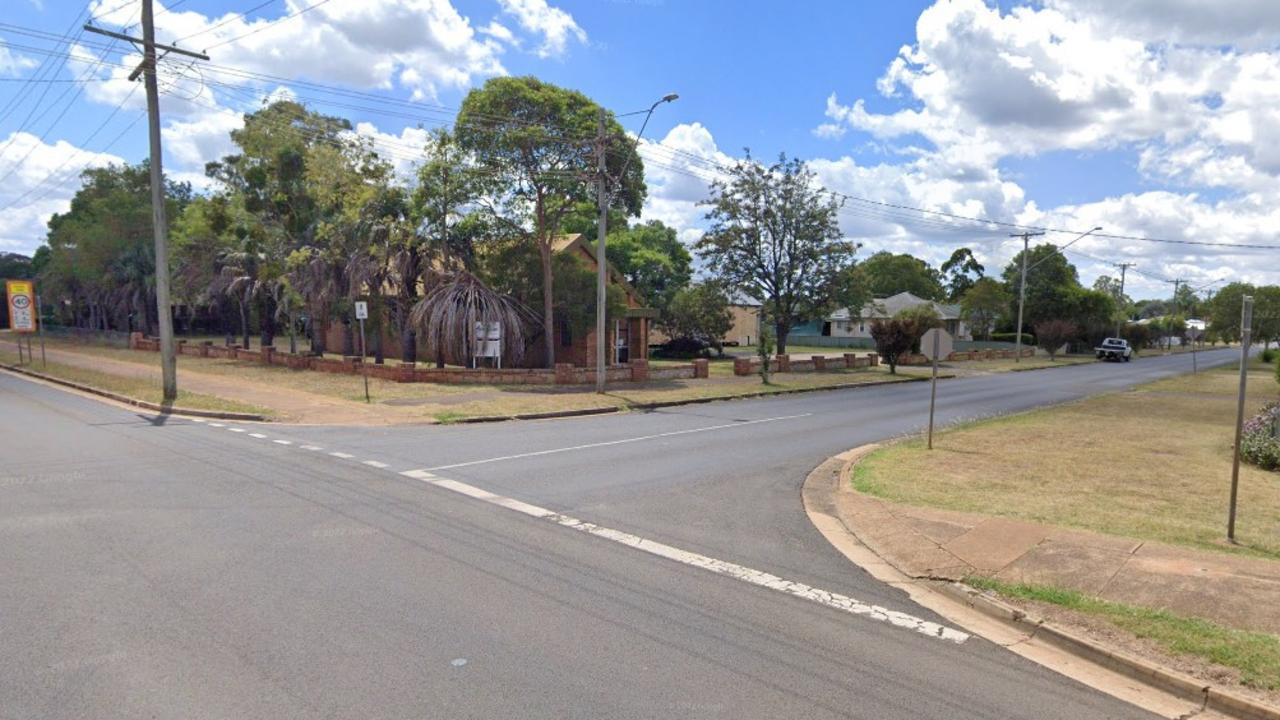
[{"x1": 1095, "y1": 337, "x2": 1133, "y2": 362}]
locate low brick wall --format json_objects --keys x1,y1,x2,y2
[{"x1": 125, "y1": 332, "x2": 687, "y2": 386}]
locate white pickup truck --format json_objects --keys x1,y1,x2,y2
[{"x1": 1095, "y1": 337, "x2": 1133, "y2": 362}]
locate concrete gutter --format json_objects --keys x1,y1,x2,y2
[
  {"x1": 802, "y1": 447, "x2": 1280, "y2": 720},
  {"x1": 1, "y1": 363, "x2": 269, "y2": 422}
]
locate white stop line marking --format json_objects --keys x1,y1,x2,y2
[{"x1": 398, "y1": 470, "x2": 968, "y2": 644}]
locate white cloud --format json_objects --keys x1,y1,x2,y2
[
  {"x1": 0, "y1": 132, "x2": 125, "y2": 255},
  {"x1": 635, "y1": 123, "x2": 733, "y2": 248},
  {"x1": 0, "y1": 42, "x2": 37, "y2": 77},
  {"x1": 809, "y1": 0, "x2": 1280, "y2": 295},
  {"x1": 497, "y1": 0, "x2": 586, "y2": 58}
]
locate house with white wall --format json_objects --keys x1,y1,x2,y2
[{"x1": 823, "y1": 291, "x2": 971, "y2": 341}]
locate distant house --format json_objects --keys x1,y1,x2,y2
[{"x1": 825, "y1": 291, "x2": 971, "y2": 341}]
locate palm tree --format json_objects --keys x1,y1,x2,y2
[{"x1": 409, "y1": 271, "x2": 537, "y2": 368}]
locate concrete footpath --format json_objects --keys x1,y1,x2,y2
[{"x1": 833, "y1": 447, "x2": 1280, "y2": 636}]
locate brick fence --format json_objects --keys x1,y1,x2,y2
[
  {"x1": 135, "y1": 334, "x2": 694, "y2": 386},
  {"x1": 729, "y1": 348, "x2": 1034, "y2": 375}
]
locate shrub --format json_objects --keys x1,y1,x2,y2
[
  {"x1": 652, "y1": 336, "x2": 711, "y2": 359},
  {"x1": 1261, "y1": 347, "x2": 1276, "y2": 364},
  {"x1": 870, "y1": 317, "x2": 922, "y2": 374},
  {"x1": 1033, "y1": 320, "x2": 1078, "y2": 360},
  {"x1": 1276, "y1": 353, "x2": 1280, "y2": 388},
  {"x1": 1241, "y1": 402, "x2": 1280, "y2": 471}
]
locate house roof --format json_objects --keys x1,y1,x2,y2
[
  {"x1": 830, "y1": 291, "x2": 961, "y2": 321},
  {"x1": 552, "y1": 233, "x2": 645, "y2": 306}
]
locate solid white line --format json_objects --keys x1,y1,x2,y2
[
  {"x1": 423, "y1": 413, "x2": 813, "y2": 471},
  {"x1": 329, "y1": 452, "x2": 354, "y2": 459},
  {"x1": 403, "y1": 473, "x2": 968, "y2": 644},
  {"x1": 248, "y1": 433, "x2": 268, "y2": 439},
  {"x1": 273, "y1": 440, "x2": 293, "y2": 445},
  {"x1": 362, "y1": 460, "x2": 389, "y2": 468}
]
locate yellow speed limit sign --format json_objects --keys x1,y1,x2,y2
[{"x1": 6, "y1": 280, "x2": 36, "y2": 332}]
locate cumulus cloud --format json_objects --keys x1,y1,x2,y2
[
  {"x1": 497, "y1": 0, "x2": 587, "y2": 58},
  {"x1": 0, "y1": 42, "x2": 37, "y2": 77},
  {"x1": 812, "y1": 0, "x2": 1280, "y2": 293},
  {"x1": 0, "y1": 132, "x2": 125, "y2": 254}
]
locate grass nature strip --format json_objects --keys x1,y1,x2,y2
[
  {"x1": 967, "y1": 577, "x2": 1280, "y2": 691},
  {"x1": 852, "y1": 361, "x2": 1280, "y2": 558}
]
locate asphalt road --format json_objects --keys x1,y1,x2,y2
[{"x1": 0, "y1": 349, "x2": 1240, "y2": 719}]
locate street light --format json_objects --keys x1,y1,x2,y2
[
  {"x1": 596, "y1": 93, "x2": 678, "y2": 393},
  {"x1": 1014, "y1": 225, "x2": 1102, "y2": 362}
]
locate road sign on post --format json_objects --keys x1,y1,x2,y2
[
  {"x1": 925, "y1": 328, "x2": 944, "y2": 450},
  {"x1": 354, "y1": 302, "x2": 370, "y2": 403},
  {"x1": 6, "y1": 280, "x2": 36, "y2": 332}
]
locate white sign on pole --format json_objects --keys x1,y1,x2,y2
[
  {"x1": 354, "y1": 301, "x2": 368, "y2": 320},
  {"x1": 920, "y1": 328, "x2": 953, "y2": 361},
  {"x1": 473, "y1": 321, "x2": 502, "y2": 366}
]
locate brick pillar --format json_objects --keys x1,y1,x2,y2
[
  {"x1": 776, "y1": 354, "x2": 790, "y2": 372},
  {"x1": 733, "y1": 357, "x2": 754, "y2": 376},
  {"x1": 812, "y1": 355, "x2": 826, "y2": 371},
  {"x1": 129, "y1": 331, "x2": 143, "y2": 349},
  {"x1": 866, "y1": 352, "x2": 879, "y2": 367},
  {"x1": 397, "y1": 362, "x2": 416, "y2": 382},
  {"x1": 199, "y1": 340, "x2": 212, "y2": 357},
  {"x1": 692, "y1": 358, "x2": 709, "y2": 379},
  {"x1": 629, "y1": 358, "x2": 649, "y2": 382},
  {"x1": 555, "y1": 363, "x2": 575, "y2": 385},
  {"x1": 261, "y1": 347, "x2": 275, "y2": 365},
  {"x1": 843, "y1": 353, "x2": 859, "y2": 368}
]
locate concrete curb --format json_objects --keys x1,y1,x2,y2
[
  {"x1": 450, "y1": 374, "x2": 938, "y2": 424},
  {"x1": 805, "y1": 446, "x2": 1280, "y2": 720},
  {"x1": 0, "y1": 363, "x2": 269, "y2": 422}
]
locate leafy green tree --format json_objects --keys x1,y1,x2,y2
[
  {"x1": 870, "y1": 316, "x2": 921, "y2": 375},
  {"x1": 41, "y1": 162, "x2": 189, "y2": 332},
  {"x1": 0, "y1": 252, "x2": 32, "y2": 280},
  {"x1": 1205, "y1": 283, "x2": 1255, "y2": 343},
  {"x1": 1001, "y1": 244, "x2": 1081, "y2": 328},
  {"x1": 205, "y1": 101, "x2": 357, "y2": 351},
  {"x1": 697, "y1": 153, "x2": 858, "y2": 353},
  {"x1": 940, "y1": 247, "x2": 983, "y2": 301},
  {"x1": 662, "y1": 282, "x2": 733, "y2": 355},
  {"x1": 606, "y1": 220, "x2": 691, "y2": 315},
  {"x1": 858, "y1": 251, "x2": 944, "y2": 300},
  {"x1": 960, "y1": 277, "x2": 1009, "y2": 340},
  {"x1": 456, "y1": 76, "x2": 645, "y2": 367}
]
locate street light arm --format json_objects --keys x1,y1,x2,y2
[
  {"x1": 606, "y1": 93, "x2": 678, "y2": 207},
  {"x1": 1027, "y1": 226, "x2": 1103, "y2": 272}
]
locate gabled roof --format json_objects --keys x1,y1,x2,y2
[
  {"x1": 830, "y1": 291, "x2": 961, "y2": 321},
  {"x1": 552, "y1": 233, "x2": 644, "y2": 305}
]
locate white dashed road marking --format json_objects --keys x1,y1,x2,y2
[
  {"x1": 200, "y1": 419, "x2": 969, "y2": 645},
  {"x1": 249, "y1": 433, "x2": 268, "y2": 439},
  {"x1": 422, "y1": 413, "x2": 814, "y2": 472}
]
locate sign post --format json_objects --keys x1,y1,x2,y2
[
  {"x1": 36, "y1": 293, "x2": 45, "y2": 368},
  {"x1": 921, "y1": 328, "x2": 951, "y2": 450},
  {"x1": 7, "y1": 280, "x2": 36, "y2": 365},
  {"x1": 354, "y1": 301, "x2": 370, "y2": 404},
  {"x1": 1227, "y1": 296, "x2": 1253, "y2": 542}
]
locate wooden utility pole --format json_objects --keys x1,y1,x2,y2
[
  {"x1": 1010, "y1": 230, "x2": 1045, "y2": 363},
  {"x1": 595, "y1": 108, "x2": 609, "y2": 393},
  {"x1": 1113, "y1": 262, "x2": 1136, "y2": 338},
  {"x1": 85, "y1": 4, "x2": 208, "y2": 402}
]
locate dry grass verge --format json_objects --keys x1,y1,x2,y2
[{"x1": 854, "y1": 360, "x2": 1280, "y2": 558}]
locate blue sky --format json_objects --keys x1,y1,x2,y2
[{"x1": 3, "y1": 0, "x2": 1280, "y2": 299}]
